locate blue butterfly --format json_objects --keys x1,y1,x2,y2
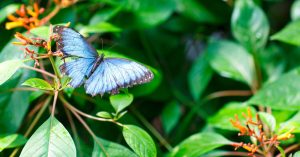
[{"x1": 53, "y1": 26, "x2": 154, "y2": 96}]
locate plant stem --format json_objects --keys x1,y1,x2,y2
[
  {"x1": 22, "y1": 65, "x2": 57, "y2": 79},
  {"x1": 276, "y1": 144, "x2": 300, "y2": 157},
  {"x1": 68, "y1": 105, "x2": 109, "y2": 157},
  {"x1": 48, "y1": 55, "x2": 61, "y2": 79},
  {"x1": 131, "y1": 107, "x2": 173, "y2": 151},
  {"x1": 59, "y1": 94, "x2": 122, "y2": 125},
  {"x1": 64, "y1": 106, "x2": 82, "y2": 157},
  {"x1": 39, "y1": 6, "x2": 60, "y2": 26},
  {"x1": 51, "y1": 90, "x2": 58, "y2": 117},
  {"x1": 205, "y1": 90, "x2": 253, "y2": 100},
  {"x1": 9, "y1": 96, "x2": 52, "y2": 157}
]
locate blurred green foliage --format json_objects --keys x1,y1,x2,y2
[{"x1": 1, "y1": 0, "x2": 300, "y2": 157}]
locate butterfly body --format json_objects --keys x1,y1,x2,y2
[{"x1": 53, "y1": 26, "x2": 153, "y2": 96}]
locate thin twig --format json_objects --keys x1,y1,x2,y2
[
  {"x1": 64, "y1": 106, "x2": 82, "y2": 157},
  {"x1": 22, "y1": 65, "x2": 57, "y2": 79},
  {"x1": 205, "y1": 90, "x2": 253, "y2": 100},
  {"x1": 51, "y1": 91, "x2": 59, "y2": 117},
  {"x1": 276, "y1": 144, "x2": 300, "y2": 157},
  {"x1": 68, "y1": 105, "x2": 109, "y2": 157},
  {"x1": 59, "y1": 94, "x2": 122, "y2": 125}
]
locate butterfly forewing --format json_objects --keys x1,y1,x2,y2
[{"x1": 53, "y1": 26, "x2": 98, "y2": 58}]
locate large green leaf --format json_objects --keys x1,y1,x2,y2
[
  {"x1": 79, "y1": 22, "x2": 122, "y2": 36},
  {"x1": 122, "y1": 125, "x2": 156, "y2": 157},
  {"x1": 170, "y1": 132, "x2": 232, "y2": 157},
  {"x1": 161, "y1": 101, "x2": 181, "y2": 134},
  {"x1": 292, "y1": 0, "x2": 300, "y2": 21},
  {"x1": 20, "y1": 117, "x2": 76, "y2": 157},
  {"x1": 277, "y1": 112, "x2": 300, "y2": 134},
  {"x1": 0, "y1": 37, "x2": 36, "y2": 133},
  {"x1": 188, "y1": 51, "x2": 213, "y2": 100},
  {"x1": 231, "y1": 0, "x2": 269, "y2": 52},
  {"x1": 109, "y1": 93, "x2": 133, "y2": 113},
  {"x1": 258, "y1": 112, "x2": 276, "y2": 132},
  {"x1": 0, "y1": 59, "x2": 23, "y2": 85},
  {"x1": 208, "y1": 102, "x2": 256, "y2": 131},
  {"x1": 105, "y1": 0, "x2": 175, "y2": 27},
  {"x1": 176, "y1": 0, "x2": 220, "y2": 23},
  {"x1": 271, "y1": 20, "x2": 300, "y2": 46},
  {"x1": 0, "y1": 134, "x2": 27, "y2": 152},
  {"x1": 248, "y1": 67, "x2": 300, "y2": 110},
  {"x1": 89, "y1": 7, "x2": 122, "y2": 25},
  {"x1": 22, "y1": 78, "x2": 53, "y2": 90},
  {"x1": 207, "y1": 40, "x2": 255, "y2": 86},
  {"x1": 92, "y1": 137, "x2": 137, "y2": 157},
  {"x1": 0, "y1": 4, "x2": 20, "y2": 24}
]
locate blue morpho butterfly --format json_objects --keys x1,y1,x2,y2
[{"x1": 53, "y1": 26, "x2": 154, "y2": 96}]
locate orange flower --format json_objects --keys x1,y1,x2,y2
[{"x1": 5, "y1": 3, "x2": 45, "y2": 30}]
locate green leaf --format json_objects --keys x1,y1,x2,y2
[
  {"x1": 271, "y1": 20, "x2": 300, "y2": 46},
  {"x1": 92, "y1": 137, "x2": 137, "y2": 157},
  {"x1": 188, "y1": 51, "x2": 213, "y2": 100},
  {"x1": 231, "y1": 0, "x2": 269, "y2": 52},
  {"x1": 0, "y1": 34, "x2": 36, "y2": 133},
  {"x1": 22, "y1": 78, "x2": 53, "y2": 90},
  {"x1": 292, "y1": 0, "x2": 300, "y2": 21},
  {"x1": 122, "y1": 125, "x2": 156, "y2": 157},
  {"x1": 248, "y1": 67, "x2": 300, "y2": 110},
  {"x1": 258, "y1": 112, "x2": 276, "y2": 132},
  {"x1": 277, "y1": 112, "x2": 300, "y2": 134},
  {"x1": 80, "y1": 22, "x2": 122, "y2": 36},
  {"x1": 170, "y1": 132, "x2": 232, "y2": 157},
  {"x1": 30, "y1": 26, "x2": 50, "y2": 39},
  {"x1": 0, "y1": 59, "x2": 23, "y2": 85},
  {"x1": 96, "y1": 111, "x2": 112, "y2": 119},
  {"x1": 89, "y1": 7, "x2": 122, "y2": 25},
  {"x1": 109, "y1": 93, "x2": 133, "y2": 113},
  {"x1": 293, "y1": 151, "x2": 300, "y2": 157},
  {"x1": 207, "y1": 40, "x2": 255, "y2": 86},
  {"x1": 176, "y1": 0, "x2": 220, "y2": 23},
  {"x1": 208, "y1": 102, "x2": 256, "y2": 131},
  {"x1": 0, "y1": 134, "x2": 27, "y2": 152},
  {"x1": 0, "y1": 4, "x2": 20, "y2": 24},
  {"x1": 20, "y1": 117, "x2": 76, "y2": 157},
  {"x1": 161, "y1": 101, "x2": 181, "y2": 134}
]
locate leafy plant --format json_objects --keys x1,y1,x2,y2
[{"x1": 1, "y1": 0, "x2": 300, "y2": 157}]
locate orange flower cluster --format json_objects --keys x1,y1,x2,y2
[
  {"x1": 230, "y1": 108, "x2": 294, "y2": 157},
  {"x1": 6, "y1": 3, "x2": 45, "y2": 30}
]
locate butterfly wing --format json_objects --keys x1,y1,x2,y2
[
  {"x1": 53, "y1": 26, "x2": 98, "y2": 58},
  {"x1": 84, "y1": 58, "x2": 154, "y2": 96},
  {"x1": 60, "y1": 58, "x2": 96, "y2": 88}
]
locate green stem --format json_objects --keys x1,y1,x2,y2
[
  {"x1": 51, "y1": 91, "x2": 59, "y2": 117},
  {"x1": 59, "y1": 94, "x2": 122, "y2": 125},
  {"x1": 49, "y1": 55, "x2": 61, "y2": 79},
  {"x1": 9, "y1": 96, "x2": 52, "y2": 157},
  {"x1": 131, "y1": 107, "x2": 173, "y2": 151}
]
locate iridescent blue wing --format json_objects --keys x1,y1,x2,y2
[
  {"x1": 84, "y1": 58, "x2": 153, "y2": 96},
  {"x1": 53, "y1": 26, "x2": 98, "y2": 58},
  {"x1": 60, "y1": 58, "x2": 96, "y2": 87}
]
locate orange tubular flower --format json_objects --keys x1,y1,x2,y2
[{"x1": 5, "y1": 3, "x2": 45, "y2": 30}]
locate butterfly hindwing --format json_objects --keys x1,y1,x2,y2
[
  {"x1": 84, "y1": 58, "x2": 154, "y2": 96},
  {"x1": 53, "y1": 26, "x2": 98, "y2": 58},
  {"x1": 60, "y1": 58, "x2": 96, "y2": 87}
]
